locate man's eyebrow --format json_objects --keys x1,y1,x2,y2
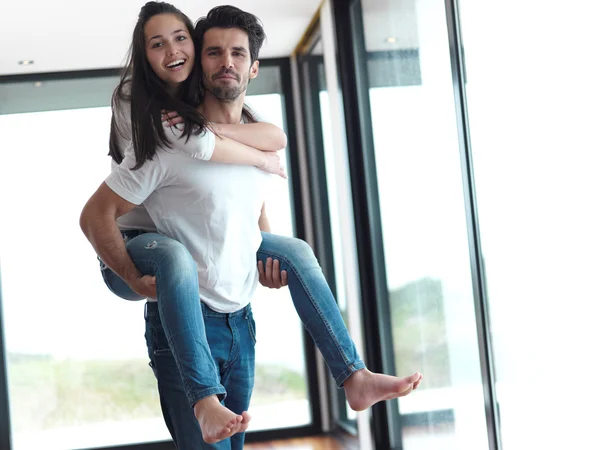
[{"x1": 204, "y1": 46, "x2": 248, "y2": 53}]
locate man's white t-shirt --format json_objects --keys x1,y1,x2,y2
[{"x1": 105, "y1": 147, "x2": 269, "y2": 313}]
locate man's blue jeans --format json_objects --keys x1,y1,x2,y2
[{"x1": 145, "y1": 300, "x2": 255, "y2": 450}]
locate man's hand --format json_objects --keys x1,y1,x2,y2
[
  {"x1": 258, "y1": 257, "x2": 288, "y2": 289},
  {"x1": 129, "y1": 275, "x2": 158, "y2": 299}
]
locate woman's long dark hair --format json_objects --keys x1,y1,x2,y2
[{"x1": 109, "y1": 1, "x2": 207, "y2": 169}]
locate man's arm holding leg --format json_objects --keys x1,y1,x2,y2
[{"x1": 80, "y1": 182, "x2": 156, "y2": 297}]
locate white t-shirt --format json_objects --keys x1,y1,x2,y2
[
  {"x1": 111, "y1": 100, "x2": 157, "y2": 231},
  {"x1": 105, "y1": 146, "x2": 269, "y2": 313},
  {"x1": 111, "y1": 100, "x2": 245, "y2": 231}
]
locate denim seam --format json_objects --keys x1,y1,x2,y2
[
  {"x1": 247, "y1": 316, "x2": 257, "y2": 345},
  {"x1": 222, "y1": 316, "x2": 240, "y2": 371},
  {"x1": 187, "y1": 386, "x2": 228, "y2": 407},
  {"x1": 257, "y1": 249, "x2": 355, "y2": 372},
  {"x1": 334, "y1": 361, "x2": 367, "y2": 387},
  {"x1": 101, "y1": 270, "x2": 123, "y2": 298}
]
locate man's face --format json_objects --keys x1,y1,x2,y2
[{"x1": 201, "y1": 27, "x2": 259, "y2": 101}]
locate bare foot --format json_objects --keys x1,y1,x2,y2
[
  {"x1": 194, "y1": 395, "x2": 243, "y2": 444},
  {"x1": 344, "y1": 369, "x2": 423, "y2": 411},
  {"x1": 238, "y1": 411, "x2": 252, "y2": 433}
]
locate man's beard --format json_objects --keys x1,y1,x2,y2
[{"x1": 204, "y1": 69, "x2": 249, "y2": 101}]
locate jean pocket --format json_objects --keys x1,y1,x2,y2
[
  {"x1": 247, "y1": 314, "x2": 257, "y2": 345},
  {"x1": 145, "y1": 317, "x2": 170, "y2": 354}
]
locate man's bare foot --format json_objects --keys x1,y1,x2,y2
[
  {"x1": 344, "y1": 369, "x2": 423, "y2": 411},
  {"x1": 194, "y1": 395, "x2": 243, "y2": 444},
  {"x1": 238, "y1": 411, "x2": 252, "y2": 433}
]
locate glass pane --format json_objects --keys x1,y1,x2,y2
[
  {"x1": 318, "y1": 65, "x2": 358, "y2": 425},
  {"x1": 0, "y1": 107, "x2": 170, "y2": 449},
  {"x1": 246, "y1": 93, "x2": 311, "y2": 431},
  {"x1": 0, "y1": 76, "x2": 310, "y2": 448},
  {"x1": 459, "y1": 1, "x2": 600, "y2": 448},
  {"x1": 360, "y1": 0, "x2": 489, "y2": 448},
  {"x1": 299, "y1": 30, "x2": 358, "y2": 425}
]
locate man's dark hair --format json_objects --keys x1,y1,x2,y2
[{"x1": 194, "y1": 5, "x2": 266, "y2": 64}]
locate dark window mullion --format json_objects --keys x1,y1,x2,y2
[
  {"x1": 0, "y1": 274, "x2": 12, "y2": 450},
  {"x1": 443, "y1": 1, "x2": 501, "y2": 449},
  {"x1": 331, "y1": 0, "x2": 403, "y2": 448}
]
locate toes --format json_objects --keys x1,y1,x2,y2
[
  {"x1": 218, "y1": 425, "x2": 235, "y2": 440},
  {"x1": 407, "y1": 372, "x2": 422, "y2": 385}
]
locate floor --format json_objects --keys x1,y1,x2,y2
[{"x1": 245, "y1": 433, "x2": 359, "y2": 449}]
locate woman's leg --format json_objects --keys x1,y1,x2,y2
[
  {"x1": 257, "y1": 232, "x2": 423, "y2": 411},
  {"x1": 257, "y1": 232, "x2": 365, "y2": 385},
  {"x1": 99, "y1": 230, "x2": 146, "y2": 301},
  {"x1": 102, "y1": 231, "x2": 243, "y2": 443}
]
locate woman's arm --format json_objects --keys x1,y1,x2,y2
[
  {"x1": 111, "y1": 101, "x2": 285, "y2": 176},
  {"x1": 162, "y1": 125, "x2": 285, "y2": 177},
  {"x1": 212, "y1": 135, "x2": 286, "y2": 178},
  {"x1": 210, "y1": 122, "x2": 287, "y2": 151},
  {"x1": 162, "y1": 110, "x2": 287, "y2": 151}
]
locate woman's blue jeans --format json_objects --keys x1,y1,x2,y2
[{"x1": 101, "y1": 231, "x2": 365, "y2": 443}]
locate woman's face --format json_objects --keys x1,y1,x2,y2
[{"x1": 144, "y1": 13, "x2": 195, "y2": 89}]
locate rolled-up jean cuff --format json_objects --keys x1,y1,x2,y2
[
  {"x1": 188, "y1": 386, "x2": 228, "y2": 408},
  {"x1": 335, "y1": 361, "x2": 367, "y2": 388}
]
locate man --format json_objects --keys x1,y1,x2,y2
[{"x1": 81, "y1": 6, "x2": 279, "y2": 449}]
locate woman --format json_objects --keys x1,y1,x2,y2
[{"x1": 83, "y1": 2, "x2": 422, "y2": 448}]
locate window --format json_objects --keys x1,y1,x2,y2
[
  {"x1": 460, "y1": 1, "x2": 600, "y2": 448},
  {"x1": 0, "y1": 65, "x2": 312, "y2": 448},
  {"x1": 357, "y1": 0, "x2": 489, "y2": 447}
]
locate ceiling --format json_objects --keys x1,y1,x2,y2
[
  {"x1": 0, "y1": 0, "x2": 322, "y2": 76},
  {"x1": 1, "y1": 0, "x2": 418, "y2": 77}
]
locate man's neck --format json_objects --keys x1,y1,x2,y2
[{"x1": 201, "y1": 93, "x2": 246, "y2": 124}]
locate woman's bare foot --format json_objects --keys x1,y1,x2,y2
[
  {"x1": 193, "y1": 395, "x2": 243, "y2": 444},
  {"x1": 344, "y1": 369, "x2": 423, "y2": 411},
  {"x1": 238, "y1": 411, "x2": 252, "y2": 433}
]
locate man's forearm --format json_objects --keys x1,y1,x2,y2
[{"x1": 80, "y1": 209, "x2": 141, "y2": 283}]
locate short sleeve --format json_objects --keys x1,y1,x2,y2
[
  {"x1": 112, "y1": 99, "x2": 133, "y2": 160},
  {"x1": 105, "y1": 146, "x2": 165, "y2": 205}
]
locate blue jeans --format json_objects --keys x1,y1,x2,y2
[
  {"x1": 101, "y1": 231, "x2": 365, "y2": 442},
  {"x1": 102, "y1": 231, "x2": 226, "y2": 405},
  {"x1": 145, "y1": 300, "x2": 255, "y2": 450},
  {"x1": 256, "y1": 233, "x2": 366, "y2": 386}
]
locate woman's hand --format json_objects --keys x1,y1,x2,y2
[
  {"x1": 258, "y1": 152, "x2": 287, "y2": 179},
  {"x1": 161, "y1": 110, "x2": 183, "y2": 127}
]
